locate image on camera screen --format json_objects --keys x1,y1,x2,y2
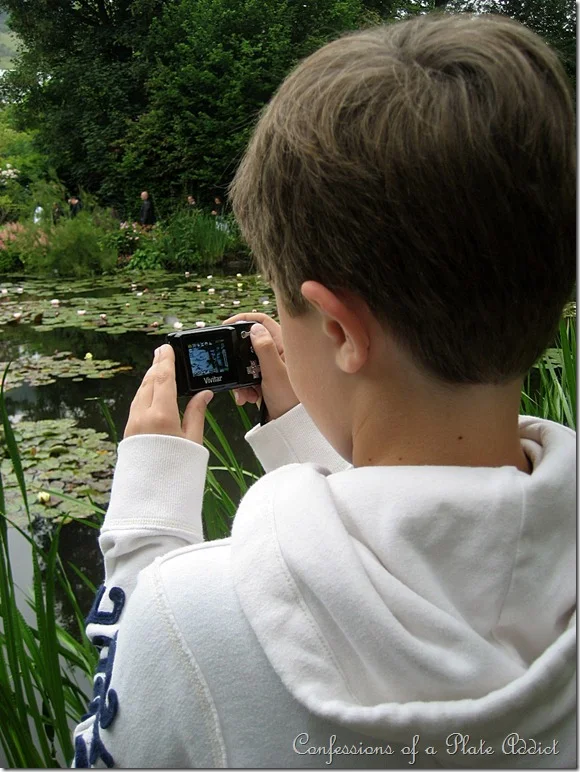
[{"x1": 187, "y1": 339, "x2": 230, "y2": 377}]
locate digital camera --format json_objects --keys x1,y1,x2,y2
[{"x1": 167, "y1": 321, "x2": 261, "y2": 397}]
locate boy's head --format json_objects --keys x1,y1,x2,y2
[{"x1": 230, "y1": 13, "x2": 575, "y2": 386}]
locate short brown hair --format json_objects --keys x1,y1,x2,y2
[{"x1": 229, "y1": 13, "x2": 575, "y2": 383}]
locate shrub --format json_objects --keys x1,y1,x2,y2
[
  {"x1": 161, "y1": 208, "x2": 233, "y2": 269},
  {"x1": 20, "y1": 214, "x2": 117, "y2": 278}
]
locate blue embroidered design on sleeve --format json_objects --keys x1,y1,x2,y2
[
  {"x1": 74, "y1": 585, "x2": 125, "y2": 768},
  {"x1": 86, "y1": 585, "x2": 126, "y2": 626}
]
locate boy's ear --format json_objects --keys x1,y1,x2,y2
[{"x1": 300, "y1": 281, "x2": 370, "y2": 374}]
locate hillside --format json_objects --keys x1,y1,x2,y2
[{"x1": 0, "y1": 12, "x2": 19, "y2": 69}]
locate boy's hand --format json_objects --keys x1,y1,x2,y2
[
  {"x1": 124, "y1": 344, "x2": 213, "y2": 445},
  {"x1": 222, "y1": 313, "x2": 299, "y2": 421}
]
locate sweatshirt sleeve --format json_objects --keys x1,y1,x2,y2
[
  {"x1": 72, "y1": 562, "x2": 224, "y2": 769},
  {"x1": 72, "y1": 433, "x2": 209, "y2": 768},
  {"x1": 244, "y1": 402, "x2": 352, "y2": 474}
]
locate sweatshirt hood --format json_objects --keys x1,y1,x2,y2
[{"x1": 231, "y1": 417, "x2": 576, "y2": 749}]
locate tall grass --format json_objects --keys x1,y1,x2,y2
[{"x1": 521, "y1": 317, "x2": 576, "y2": 429}]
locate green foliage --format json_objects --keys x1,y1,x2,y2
[
  {"x1": 14, "y1": 214, "x2": 118, "y2": 279},
  {"x1": 521, "y1": 316, "x2": 576, "y2": 429},
  {"x1": 160, "y1": 209, "x2": 233, "y2": 269},
  {"x1": 0, "y1": 365, "x2": 102, "y2": 766}
]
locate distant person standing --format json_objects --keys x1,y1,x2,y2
[
  {"x1": 210, "y1": 196, "x2": 223, "y2": 217},
  {"x1": 140, "y1": 191, "x2": 156, "y2": 227},
  {"x1": 33, "y1": 204, "x2": 44, "y2": 224},
  {"x1": 52, "y1": 203, "x2": 63, "y2": 225},
  {"x1": 69, "y1": 196, "x2": 82, "y2": 218},
  {"x1": 212, "y1": 195, "x2": 229, "y2": 233},
  {"x1": 187, "y1": 195, "x2": 198, "y2": 208}
]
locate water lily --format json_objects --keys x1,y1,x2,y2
[
  {"x1": 262, "y1": 300, "x2": 270, "y2": 305},
  {"x1": 237, "y1": 283, "x2": 243, "y2": 289},
  {"x1": 125, "y1": 302, "x2": 130, "y2": 307},
  {"x1": 77, "y1": 310, "x2": 87, "y2": 316},
  {"x1": 236, "y1": 273, "x2": 242, "y2": 278},
  {"x1": 136, "y1": 291, "x2": 143, "y2": 297},
  {"x1": 0, "y1": 288, "x2": 7, "y2": 295},
  {"x1": 50, "y1": 299, "x2": 60, "y2": 306},
  {"x1": 184, "y1": 272, "x2": 190, "y2": 278},
  {"x1": 16, "y1": 287, "x2": 23, "y2": 294},
  {"x1": 233, "y1": 300, "x2": 241, "y2": 306},
  {"x1": 208, "y1": 288, "x2": 215, "y2": 294},
  {"x1": 84, "y1": 352, "x2": 93, "y2": 361},
  {"x1": 173, "y1": 321, "x2": 183, "y2": 330},
  {"x1": 100, "y1": 313, "x2": 107, "y2": 320},
  {"x1": 13, "y1": 312, "x2": 22, "y2": 321},
  {"x1": 207, "y1": 275, "x2": 213, "y2": 279},
  {"x1": 37, "y1": 491, "x2": 51, "y2": 504},
  {"x1": 195, "y1": 321, "x2": 206, "y2": 328}
]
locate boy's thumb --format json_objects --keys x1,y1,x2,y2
[{"x1": 182, "y1": 390, "x2": 214, "y2": 445}]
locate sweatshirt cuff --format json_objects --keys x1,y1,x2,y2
[
  {"x1": 245, "y1": 403, "x2": 351, "y2": 474},
  {"x1": 102, "y1": 434, "x2": 209, "y2": 541}
]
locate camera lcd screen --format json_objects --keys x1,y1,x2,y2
[{"x1": 187, "y1": 339, "x2": 230, "y2": 377}]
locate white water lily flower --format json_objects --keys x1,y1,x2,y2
[
  {"x1": 184, "y1": 272, "x2": 190, "y2": 278},
  {"x1": 77, "y1": 310, "x2": 87, "y2": 316},
  {"x1": 125, "y1": 302, "x2": 130, "y2": 307},
  {"x1": 252, "y1": 309, "x2": 257, "y2": 312},
  {"x1": 173, "y1": 321, "x2": 183, "y2": 329},
  {"x1": 236, "y1": 273, "x2": 242, "y2": 278},
  {"x1": 37, "y1": 491, "x2": 51, "y2": 504},
  {"x1": 206, "y1": 275, "x2": 213, "y2": 279},
  {"x1": 151, "y1": 321, "x2": 159, "y2": 328},
  {"x1": 50, "y1": 299, "x2": 60, "y2": 306},
  {"x1": 100, "y1": 313, "x2": 107, "y2": 320},
  {"x1": 16, "y1": 288, "x2": 23, "y2": 294},
  {"x1": 220, "y1": 303, "x2": 225, "y2": 307},
  {"x1": 195, "y1": 321, "x2": 206, "y2": 328},
  {"x1": 262, "y1": 300, "x2": 270, "y2": 305},
  {"x1": 1, "y1": 289, "x2": 7, "y2": 295},
  {"x1": 233, "y1": 300, "x2": 241, "y2": 306},
  {"x1": 136, "y1": 291, "x2": 143, "y2": 297},
  {"x1": 84, "y1": 352, "x2": 93, "y2": 361},
  {"x1": 237, "y1": 283, "x2": 243, "y2": 289},
  {"x1": 13, "y1": 312, "x2": 22, "y2": 320},
  {"x1": 208, "y1": 288, "x2": 215, "y2": 294}
]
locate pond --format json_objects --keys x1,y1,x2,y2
[{"x1": 0, "y1": 267, "x2": 275, "y2": 634}]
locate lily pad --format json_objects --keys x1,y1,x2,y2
[
  {"x1": 0, "y1": 272, "x2": 278, "y2": 336},
  {"x1": 0, "y1": 352, "x2": 133, "y2": 392},
  {"x1": 1, "y1": 417, "x2": 116, "y2": 527}
]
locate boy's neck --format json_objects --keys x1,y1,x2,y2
[{"x1": 351, "y1": 378, "x2": 531, "y2": 474}]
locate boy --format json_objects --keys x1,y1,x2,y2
[{"x1": 73, "y1": 12, "x2": 575, "y2": 768}]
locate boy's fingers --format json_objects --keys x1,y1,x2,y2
[
  {"x1": 182, "y1": 391, "x2": 214, "y2": 444},
  {"x1": 250, "y1": 323, "x2": 286, "y2": 375},
  {"x1": 234, "y1": 386, "x2": 261, "y2": 405},
  {"x1": 222, "y1": 313, "x2": 283, "y2": 354}
]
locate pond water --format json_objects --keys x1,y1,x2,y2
[{"x1": 1, "y1": 267, "x2": 273, "y2": 636}]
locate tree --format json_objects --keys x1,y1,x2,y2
[
  {"x1": 0, "y1": 0, "x2": 166, "y2": 209},
  {"x1": 115, "y1": 0, "x2": 372, "y2": 215}
]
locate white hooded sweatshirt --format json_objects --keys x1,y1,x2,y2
[{"x1": 72, "y1": 405, "x2": 576, "y2": 769}]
